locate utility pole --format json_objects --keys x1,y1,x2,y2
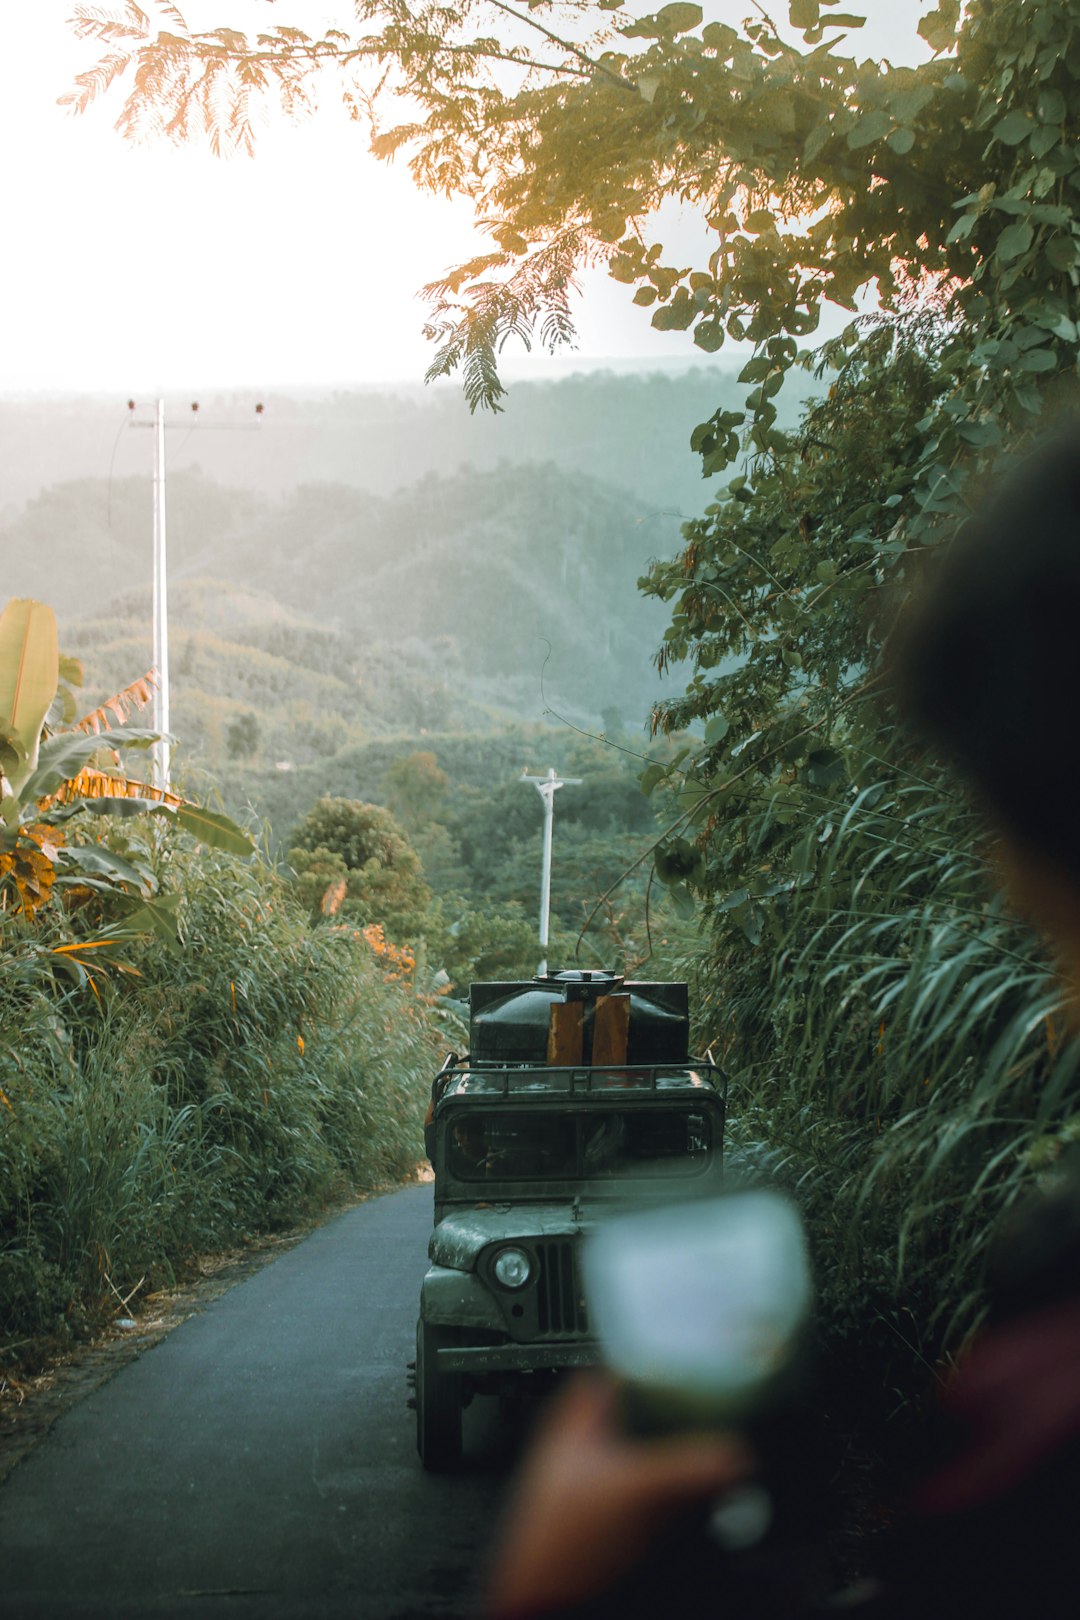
[
  {"x1": 128, "y1": 398, "x2": 264, "y2": 792},
  {"x1": 151, "y1": 399, "x2": 170, "y2": 791},
  {"x1": 521, "y1": 767, "x2": 581, "y2": 976}
]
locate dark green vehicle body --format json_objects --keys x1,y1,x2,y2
[{"x1": 415, "y1": 970, "x2": 725, "y2": 1469}]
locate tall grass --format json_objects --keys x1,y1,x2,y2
[
  {"x1": 0, "y1": 841, "x2": 439, "y2": 1348},
  {"x1": 692, "y1": 747, "x2": 1080, "y2": 1397}
]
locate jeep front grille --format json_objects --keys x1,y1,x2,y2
[{"x1": 535, "y1": 1240, "x2": 588, "y2": 1336}]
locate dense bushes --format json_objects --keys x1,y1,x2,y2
[
  {"x1": 686, "y1": 746, "x2": 1080, "y2": 1393},
  {"x1": 0, "y1": 840, "x2": 439, "y2": 1346},
  {"x1": 640, "y1": 324, "x2": 1080, "y2": 1394}
]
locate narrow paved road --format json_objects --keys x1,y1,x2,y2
[{"x1": 0, "y1": 1185, "x2": 516, "y2": 1619}]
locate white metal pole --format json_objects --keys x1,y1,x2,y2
[
  {"x1": 152, "y1": 398, "x2": 171, "y2": 792},
  {"x1": 131, "y1": 396, "x2": 262, "y2": 792},
  {"x1": 521, "y1": 767, "x2": 581, "y2": 977},
  {"x1": 538, "y1": 768, "x2": 555, "y2": 973}
]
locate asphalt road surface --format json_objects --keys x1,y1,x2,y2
[{"x1": 0, "y1": 1184, "x2": 519, "y2": 1620}]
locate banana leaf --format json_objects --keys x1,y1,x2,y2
[{"x1": 0, "y1": 599, "x2": 58, "y2": 790}]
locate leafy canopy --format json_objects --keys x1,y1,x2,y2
[
  {"x1": 67, "y1": 0, "x2": 1080, "y2": 877},
  {"x1": 70, "y1": 0, "x2": 978, "y2": 408},
  {"x1": 287, "y1": 795, "x2": 434, "y2": 940}
]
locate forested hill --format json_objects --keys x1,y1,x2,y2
[
  {"x1": 9, "y1": 459, "x2": 685, "y2": 779},
  {"x1": 2, "y1": 365, "x2": 807, "y2": 825},
  {"x1": 0, "y1": 364, "x2": 818, "y2": 516}
]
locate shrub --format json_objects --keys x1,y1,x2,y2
[{"x1": 0, "y1": 841, "x2": 440, "y2": 1349}]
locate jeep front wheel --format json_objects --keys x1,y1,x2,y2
[{"x1": 416, "y1": 1320, "x2": 462, "y2": 1471}]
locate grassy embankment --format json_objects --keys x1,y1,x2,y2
[
  {"x1": 686, "y1": 748, "x2": 1080, "y2": 1416},
  {"x1": 0, "y1": 838, "x2": 442, "y2": 1357}
]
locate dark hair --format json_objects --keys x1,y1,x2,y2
[{"x1": 896, "y1": 422, "x2": 1080, "y2": 883}]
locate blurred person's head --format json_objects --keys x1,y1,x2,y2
[{"x1": 896, "y1": 420, "x2": 1080, "y2": 991}]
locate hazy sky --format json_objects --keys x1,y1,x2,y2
[{"x1": 2, "y1": 2, "x2": 932, "y2": 395}]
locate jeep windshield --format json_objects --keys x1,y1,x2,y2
[{"x1": 446, "y1": 1108, "x2": 712, "y2": 1181}]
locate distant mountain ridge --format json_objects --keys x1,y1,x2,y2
[
  {"x1": 0, "y1": 365, "x2": 818, "y2": 515},
  {"x1": 1, "y1": 366, "x2": 811, "y2": 823},
  {"x1": 32, "y1": 459, "x2": 686, "y2": 800}
]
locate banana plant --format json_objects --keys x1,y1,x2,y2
[
  {"x1": 0, "y1": 597, "x2": 253, "y2": 937},
  {"x1": 0, "y1": 598, "x2": 57, "y2": 799}
]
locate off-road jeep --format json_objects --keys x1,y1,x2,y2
[{"x1": 415, "y1": 969, "x2": 725, "y2": 1469}]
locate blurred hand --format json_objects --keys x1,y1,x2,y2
[{"x1": 485, "y1": 1371, "x2": 755, "y2": 1619}]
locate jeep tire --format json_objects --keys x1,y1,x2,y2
[{"x1": 416, "y1": 1319, "x2": 463, "y2": 1471}]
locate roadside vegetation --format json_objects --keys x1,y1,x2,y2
[
  {"x1": 0, "y1": 605, "x2": 438, "y2": 1362},
  {"x1": 0, "y1": 847, "x2": 438, "y2": 1347}
]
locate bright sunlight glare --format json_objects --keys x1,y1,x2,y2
[{"x1": 0, "y1": 2, "x2": 931, "y2": 396}]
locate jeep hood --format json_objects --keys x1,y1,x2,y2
[{"x1": 429, "y1": 1204, "x2": 588, "y2": 1271}]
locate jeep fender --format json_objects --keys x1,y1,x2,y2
[{"x1": 419, "y1": 1264, "x2": 507, "y2": 1332}]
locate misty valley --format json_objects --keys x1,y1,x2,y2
[{"x1": 2, "y1": 368, "x2": 777, "y2": 989}]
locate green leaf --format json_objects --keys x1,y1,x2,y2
[
  {"x1": 1016, "y1": 347, "x2": 1057, "y2": 372},
  {"x1": 180, "y1": 804, "x2": 256, "y2": 856},
  {"x1": 608, "y1": 253, "x2": 639, "y2": 285},
  {"x1": 1029, "y1": 125, "x2": 1059, "y2": 160},
  {"x1": 737, "y1": 901, "x2": 763, "y2": 945},
  {"x1": 655, "y1": 836, "x2": 706, "y2": 887},
  {"x1": 693, "y1": 320, "x2": 725, "y2": 353},
  {"x1": 667, "y1": 882, "x2": 696, "y2": 920},
  {"x1": 1043, "y1": 312, "x2": 1077, "y2": 341},
  {"x1": 639, "y1": 762, "x2": 667, "y2": 797},
  {"x1": 1037, "y1": 87, "x2": 1066, "y2": 124},
  {"x1": 917, "y1": 0, "x2": 960, "y2": 53},
  {"x1": 623, "y1": 4, "x2": 701, "y2": 38},
  {"x1": 0, "y1": 599, "x2": 58, "y2": 791},
  {"x1": 655, "y1": 2, "x2": 702, "y2": 33},
  {"x1": 887, "y1": 127, "x2": 915, "y2": 155},
  {"x1": 20, "y1": 726, "x2": 161, "y2": 804},
  {"x1": 652, "y1": 292, "x2": 696, "y2": 331},
  {"x1": 946, "y1": 210, "x2": 976, "y2": 245},
  {"x1": 100, "y1": 893, "x2": 182, "y2": 952},
  {"x1": 846, "y1": 110, "x2": 892, "y2": 149},
  {"x1": 47, "y1": 794, "x2": 158, "y2": 823},
  {"x1": 678, "y1": 777, "x2": 713, "y2": 815},
  {"x1": 159, "y1": 803, "x2": 256, "y2": 857},
  {"x1": 59, "y1": 844, "x2": 154, "y2": 894},
  {"x1": 996, "y1": 220, "x2": 1034, "y2": 262},
  {"x1": 701, "y1": 21, "x2": 737, "y2": 50},
  {"x1": 704, "y1": 715, "x2": 730, "y2": 745},
  {"x1": 788, "y1": 0, "x2": 819, "y2": 30},
  {"x1": 1045, "y1": 236, "x2": 1077, "y2": 271},
  {"x1": 803, "y1": 120, "x2": 832, "y2": 162},
  {"x1": 993, "y1": 110, "x2": 1034, "y2": 146}
]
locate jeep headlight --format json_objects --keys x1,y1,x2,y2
[{"x1": 493, "y1": 1246, "x2": 532, "y2": 1290}]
